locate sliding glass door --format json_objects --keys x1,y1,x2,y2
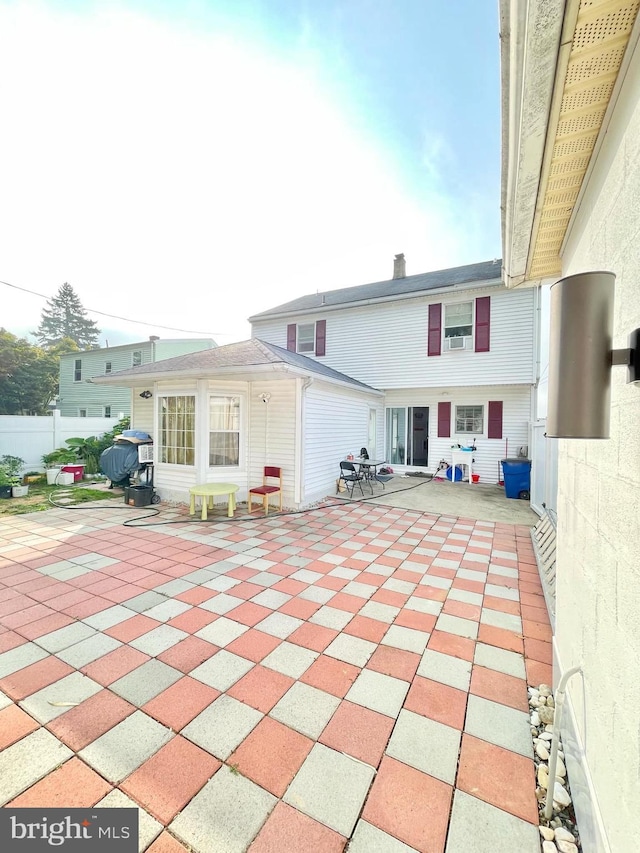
[{"x1": 385, "y1": 407, "x2": 429, "y2": 466}]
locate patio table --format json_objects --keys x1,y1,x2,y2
[
  {"x1": 342, "y1": 458, "x2": 389, "y2": 487},
  {"x1": 189, "y1": 482, "x2": 239, "y2": 519}
]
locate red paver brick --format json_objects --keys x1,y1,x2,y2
[
  {"x1": 157, "y1": 636, "x2": 218, "y2": 672},
  {"x1": 393, "y1": 609, "x2": 437, "y2": 632},
  {"x1": 278, "y1": 597, "x2": 321, "y2": 620},
  {"x1": 523, "y1": 636, "x2": 552, "y2": 664},
  {"x1": 522, "y1": 619, "x2": 552, "y2": 642},
  {"x1": 122, "y1": 736, "x2": 220, "y2": 824},
  {"x1": 227, "y1": 665, "x2": 294, "y2": 713},
  {"x1": 477, "y1": 624, "x2": 524, "y2": 655},
  {"x1": 427, "y1": 630, "x2": 475, "y2": 662},
  {"x1": 227, "y1": 566, "x2": 258, "y2": 581},
  {"x1": 167, "y1": 607, "x2": 218, "y2": 634},
  {"x1": 143, "y1": 676, "x2": 219, "y2": 730},
  {"x1": 442, "y1": 599, "x2": 482, "y2": 620},
  {"x1": 17, "y1": 612, "x2": 75, "y2": 640},
  {"x1": 405, "y1": 676, "x2": 468, "y2": 729},
  {"x1": 226, "y1": 629, "x2": 282, "y2": 663},
  {"x1": 8, "y1": 758, "x2": 111, "y2": 807},
  {"x1": 230, "y1": 717, "x2": 313, "y2": 797},
  {"x1": 483, "y1": 595, "x2": 521, "y2": 616},
  {"x1": 366, "y1": 645, "x2": 420, "y2": 681},
  {"x1": 287, "y1": 623, "x2": 338, "y2": 653},
  {"x1": 47, "y1": 690, "x2": 135, "y2": 751},
  {"x1": 147, "y1": 831, "x2": 191, "y2": 853},
  {"x1": 175, "y1": 587, "x2": 217, "y2": 605},
  {"x1": 370, "y1": 588, "x2": 409, "y2": 608},
  {"x1": 0, "y1": 655, "x2": 74, "y2": 701},
  {"x1": 525, "y1": 658, "x2": 552, "y2": 687},
  {"x1": 248, "y1": 801, "x2": 346, "y2": 852},
  {"x1": 300, "y1": 655, "x2": 360, "y2": 698},
  {"x1": 457, "y1": 734, "x2": 538, "y2": 824},
  {"x1": 62, "y1": 596, "x2": 115, "y2": 619},
  {"x1": 342, "y1": 615, "x2": 388, "y2": 643},
  {"x1": 319, "y1": 700, "x2": 393, "y2": 766},
  {"x1": 470, "y1": 665, "x2": 529, "y2": 712},
  {"x1": 105, "y1": 614, "x2": 162, "y2": 642},
  {"x1": 412, "y1": 584, "x2": 448, "y2": 603},
  {"x1": 328, "y1": 592, "x2": 366, "y2": 613},
  {"x1": 451, "y1": 578, "x2": 485, "y2": 594},
  {"x1": 81, "y1": 646, "x2": 151, "y2": 686},
  {"x1": 229, "y1": 582, "x2": 265, "y2": 600},
  {"x1": 228, "y1": 601, "x2": 275, "y2": 627},
  {"x1": 520, "y1": 603, "x2": 550, "y2": 624},
  {"x1": 272, "y1": 578, "x2": 306, "y2": 595},
  {"x1": 0, "y1": 630, "x2": 26, "y2": 653},
  {"x1": 314, "y1": 575, "x2": 347, "y2": 591},
  {"x1": 2, "y1": 604, "x2": 56, "y2": 630},
  {"x1": 0, "y1": 704, "x2": 39, "y2": 748},
  {"x1": 362, "y1": 755, "x2": 452, "y2": 852}
]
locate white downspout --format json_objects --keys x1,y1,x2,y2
[
  {"x1": 544, "y1": 663, "x2": 584, "y2": 820},
  {"x1": 295, "y1": 377, "x2": 313, "y2": 505}
]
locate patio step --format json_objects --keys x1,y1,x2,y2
[{"x1": 531, "y1": 510, "x2": 556, "y2": 629}]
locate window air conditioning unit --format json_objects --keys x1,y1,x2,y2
[
  {"x1": 138, "y1": 444, "x2": 154, "y2": 464},
  {"x1": 447, "y1": 336, "x2": 466, "y2": 351}
]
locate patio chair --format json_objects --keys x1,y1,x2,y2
[
  {"x1": 338, "y1": 460, "x2": 371, "y2": 498},
  {"x1": 249, "y1": 466, "x2": 283, "y2": 516}
]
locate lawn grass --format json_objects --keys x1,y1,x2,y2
[{"x1": 0, "y1": 483, "x2": 120, "y2": 516}]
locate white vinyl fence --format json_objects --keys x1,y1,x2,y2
[
  {"x1": 530, "y1": 420, "x2": 558, "y2": 516},
  {"x1": 0, "y1": 411, "x2": 115, "y2": 473}
]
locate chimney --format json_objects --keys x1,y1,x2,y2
[
  {"x1": 149, "y1": 336, "x2": 160, "y2": 341},
  {"x1": 393, "y1": 253, "x2": 406, "y2": 279}
]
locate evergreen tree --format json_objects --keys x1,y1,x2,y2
[{"x1": 34, "y1": 283, "x2": 101, "y2": 349}]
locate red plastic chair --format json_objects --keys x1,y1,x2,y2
[{"x1": 249, "y1": 466, "x2": 283, "y2": 516}]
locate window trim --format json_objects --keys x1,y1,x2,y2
[
  {"x1": 296, "y1": 322, "x2": 316, "y2": 354},
  {"x1": 132, "y1": 350, "x2": 142, "y2": 367},
  {"x1": 78, "y1": 408, "x2": 87, "y2": 418},
  {"x1": 443, "y1": 300, "x2": 474, "y2": 341},
  {"x1": 454, "y1": 404, "x2": 484, "y2": 435},
  {"x1": 208, "y1": 394, "x2": 242, "y2": 469},
  {"x1": 74, "y1": 359, "x2": 82, "y2": 382},
  {"x1": 105, "y1": 361, "x2": 112, "y2": 374},
  {"x1": 158, "y1": 393, "x2": 196, "y2": 466},
  {"x1": 104, "y1": 406, "x2": 111, "y2": 418}
]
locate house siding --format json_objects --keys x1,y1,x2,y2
[
  {"x1": 252, "y1": 285, "x2": 536, "y2": 388},
  {"x1": 248, "y1": 379, "x2": 297, "y2": 509},
  {"x1": 383, "y1": 385, "x2": 531, "y2": 484},
  {"x1": 553, "y1": 41, "x2": 640, "y2": 853},
  {"x1": 303, "y1": 382, "x2": 384, "y2": 504}
]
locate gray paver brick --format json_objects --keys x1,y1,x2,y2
[
  {"x1": 0, "y1": 691, "x2": 11, "y2": 711},
  {"x1": 464, "y1": 695, "x2": 532, "y2": 758},
  {"x1": 122, "y1": 591, "x2": 169, "y2": 613},
  {"x1": 110, "y1": 659, "x2": 182, "y2": 706},
  {"x1": 445, "y1": 789, "x2": 540, "y2": 853},
  {"x1": 298, "y1": 586, "x2": 336, "y2": 604},
  {"x1": 309, "y1": 606, "x2": 353, "y2": 630},
  {"x1": 0, "y1": 642, "x2": 48, "y2": 678},
  {"x1": 79, "y1": 710, "x2": 173, "y2": 783},
  {"x1": 56, "y1": 634, "x2": 123, "y2": 668},
  {"x1": 345, "y1": 669, "x2": 409, "y2": 718},
  {"x1": 152, "y1": 578, "x2": 197, "y2": 596},
  {"x1": 387, "y1": 709, "x2": 461, "y2": 784},
  {"x1": 251, "y1": 589, "x2": 291, "y2": 609},
  {"x1": 95, "y1": 789, "x2": 162, "y2": 852},
  {"x1": 20, "y1": 672, "x2": 103, "y2": 723},
  {"x1": 255, "y1": 612, "x2": 303, "y2": 639},
  {"x1": 261, "y1": 642, "x2": 319, "y2": 679},
  {"x1": 195, "y1": 617, "x2": 248, "y2": 647},
  {"x1": 199, "y1": 593, "x2": 245, "y2": 615},
  {"x1": 170, "y1": 766, "x2": 276, "y2": 853},
  {"x1": 417, "y1": 649, "x2": 472, "y2": 691},
  {"x1": 358, "y1": 601, "x2": 400, "y2": 623},
  {"x1": 419, "y1": 574, "x2": 452, "y2": 590},
  {"x1": 435, "y1": 613, "x2": 479, "y2": 640},
  {"x1": 180, "y1": 568, "x2": 220, "y2": 584},
  {"x1": 350, "y1": 820, "x2": 420, "y2": 852},
  {"x1": 270, "y1": 682, "x2": 340, "y2": 739},
  {"x1": 190, "y1": 650, "x2": 254, "y2": 691},
  {"x1": 0, "y1": 729, "x2": 73, "y2": 805},
  {"x1": 480, "y1": 608, "x2": 522, "y2": 632},
  {"x1": 342, "y1": 581, "x2": 377, "y2": 599},
  {"x1": 249, "y1": 571, "x2": 280, "y2": 587},
  {"x1": 484, "y1": 582, "x2": 519, "y2": 601},
  {"x1": 140, "y1": 600, "x2": 192, "y2": 623},
  {"x1": 382, "y1": 578, "x2": 417, "y2": 595},
  {"x1": 284, "y1": 743, "x2": 375, "y2": 836},
  {"x1": 448, "y1": 588, "x2": 483, "y2": 606},
  {"x1": 83, "y1": 605, "x2": 138, "y2": 630},
  {"x1": 182, "y1": 694, "x2": 263, "y2": 759},
  {"x1": 129, "y1": 624, "x2": 189, "y2": 656},
  {"x1": 35, "y1": 623, "x2": 96, "y2": 654},
  {"x1": 381, "y1": 625, "x2": 430, "y2": 654},
  {"x1": 404, "y1": 595, "x2": 442, "y2": 615},
  {"x1": 488, "y1": 564, "x2": 519, "y2": 578},
  {"x1": 324, "y1": 633, "x2": 376, "y2": 667},
  {"x1": 474, "y1": 643, "x2": 526, "y2": 679}
]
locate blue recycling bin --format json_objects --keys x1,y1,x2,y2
[{"x1": 501, "y1": 459, "x2": 531, "y2": 499}]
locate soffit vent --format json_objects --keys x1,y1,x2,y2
[{"x1": 529, "y1": 0, "x2": 640, "y2": 280}]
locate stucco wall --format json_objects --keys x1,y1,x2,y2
[{"x1": 558, "y1": 39, "x2": 640, "y2": 853}]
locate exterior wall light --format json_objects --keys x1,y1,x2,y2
[
  {"x1": 139, "y1": 390, "x2": 153, "y2": 399},
  {"x1": 547, "y1": 271, "x2": 639, "y2": 439}
]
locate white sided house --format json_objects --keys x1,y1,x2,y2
[
  {"x1": 250, "y1": 257, "x2": 539, "y2": 486},
  {"x1": 58, "y1": 337, "x2": 217, "y2": 418},
  {"x1": 91, "y1": 339, "x2": 383, "y2": 508}
]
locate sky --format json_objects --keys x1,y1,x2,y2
[{"x1": 0, "y1": 0, "x2": 502, "y2": 347}]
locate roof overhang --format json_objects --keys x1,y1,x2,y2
[{"x1": 501, "y1": 0, "x2": 640, "y2": 287}]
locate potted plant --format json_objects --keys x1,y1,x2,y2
[
  {"x1": 0, "y1": 466, "x2": 12, "y2": 499},
  {"x1": 42, "y1": 449, "x2": 77, "y2": 484},
  {"x1": 0, "y1": 455, "x2": 27, "y2": 498}
]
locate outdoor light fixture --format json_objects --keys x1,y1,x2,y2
[
  {"x1": 547, "y1": 271, "x2": 639, "y2": 439},
  {"x1": 258, "y1": 393, "x2": 271, "y2": 403},
  {"x1": 139, "y1": 390, "x2": 153, "y2": 399}
]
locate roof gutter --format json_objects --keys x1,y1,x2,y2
[
  {"x1": 89, "y1": 362, "x2": 285, "y2": 387},
  {"x1": 280, "y1": 364, "x2": 384, "y2": 397}
]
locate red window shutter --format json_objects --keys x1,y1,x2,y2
[
  {"x1": 437, "y1": 402, "x2": 451, "y2": 437},
  {"x1": 487, "y1": 400, "x2": 503, "y2": 439},
  {"x1": 475, "y1": 296, "x2": 491, "y2": 352},
  {"x1": 286, "y1": 324, "x2": 297, "y2": 352},
  {"x1": 315, "y1": 320, "x2": 326, "y2": 356},
  {"x1": 428, "y1": 303, "x2": 442, "y2": 356}
]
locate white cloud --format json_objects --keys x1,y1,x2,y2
[{"x1": 1, "y1": 1, "x2": 485, "y2": 344}]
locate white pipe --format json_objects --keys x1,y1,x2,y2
[{"x1": 544, "y1": 663, "x2": 583, "y2": 820}]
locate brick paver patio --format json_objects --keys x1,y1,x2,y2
[{"x1": 0, "y1": 500, "x2": 552, "y2": 852}]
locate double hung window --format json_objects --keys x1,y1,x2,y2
[
  {"x1": 209, "y1": 396, "x2": 240, "y2": 466},
  {"x1": 159, "y1": 395, "x2": 195, "y2": 465}
]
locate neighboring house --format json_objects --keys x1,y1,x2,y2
[
  {"x1": 92, "y1": 258, "x2": 539, "y2": 508},
  {"x1": 58, "y1": 337, "x2": 216, "y2": 417},
  {"x1": 501, "y1": 1, "x2": 640, "y2": 851},
  {"x1": 250, "y1": 257, "x2": 539, "y2": 486}
]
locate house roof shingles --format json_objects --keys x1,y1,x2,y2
[
  {"x1": 249, "y1": 258, "x2": 503, "y2": 320},
  {"x1": 91, "y1": 338, "x2": 379, "y2": 393}
]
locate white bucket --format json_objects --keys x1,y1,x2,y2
[
  {"x1": 46, "y1": 468, "x2": 62, "y2": 485},
  {"x1": 57, "y1": 472, "x2": 74, "y2": 486}
]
